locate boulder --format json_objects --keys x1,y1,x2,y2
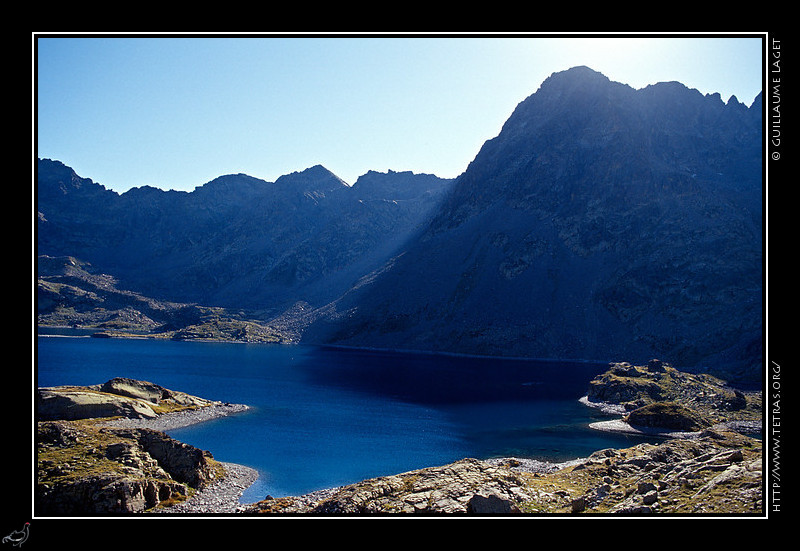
[
  {"x1": 37, "y1": 388, "x2": 157, "y2": 421},
  {"x1": 36, "y1": 420, "x2": 217, "y2": 515},
  {"x1": 467, "y1": 492, "x2": 521, "y2": 514},
  {"x1": 97, "y1": 378, "x2": 167, "y2": 404},
  {"x1": 625, "y1": 402, "x2": 711, "y2": 432},
  {"x1": 646, "y1": 359, "x2": 667, "y2": 373}
]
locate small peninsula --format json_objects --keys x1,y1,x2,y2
[
  {"x1": 36, "y1": 378, "x2": 253, "y2": 515},
  {"x1": 582, "y1": 359, "x2": 762, "y2": 437}
]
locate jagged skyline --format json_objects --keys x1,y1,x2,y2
[{"x1": 34, "y1": 33, "x2": 764, "y2": 194}]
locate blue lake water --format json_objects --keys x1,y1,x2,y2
[{"x1": 36, "y1": 333, "x2": 656, "y2": 503}]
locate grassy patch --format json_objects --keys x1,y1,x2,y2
[{"x1": 38, "y1": 421, "x2": 141, "y2": 484}]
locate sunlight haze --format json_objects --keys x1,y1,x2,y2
[{"x1": 35, "y1": 33, "x2": 764, "y2": 193}]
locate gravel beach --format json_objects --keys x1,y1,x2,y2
[
  {"x1": 155, "y1": 461, "x2": 260, "y2": 514},
  {"x1": 101, "y1": 402, "x2": 251, "y2": 431},
  {"x1": 102, "y1": 403, "x2": 263, "y2": 513}
]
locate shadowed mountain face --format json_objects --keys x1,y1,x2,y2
[
  {"x1": 36, "y1": 66, "x2": 763, "y2": 383},
  {"x1": 305, "y1": 67, "x2": 763, "y2": 383},
  {"x1": 37, "y1": 160, "x2": 454, "y2": 315}
]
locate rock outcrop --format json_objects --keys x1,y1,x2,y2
[
  {"x1": 246, "y1": 458, "x2": 530, "y2": 514},
  {"x1": 624, "y1": 402, "x2": 711, "y2": 432},
  {"x1": 95, "y1": 377, "x2": 217, "y2": 409},
  {"x1": 35, "y1": 378, "x2": 242, "y2": 515},
  {"x1": 36, "y1": 420, "x2": 220, "y2": 515},
  {"x1": 584, "y1": 360, "x2": 762, "y2": 434},
  {"x1": 37, "y1": 388, "x2": 160, "y2": 421},
  {"x1": 242, "y1": 430, "x2": 762, "y2": 515},
  {"x1": 37, "y1": 377, "x2": 222, "y2": 422}
]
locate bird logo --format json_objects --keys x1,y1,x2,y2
[{"x1": 2, "y1": 523, "x2": 29, "y2": 547}]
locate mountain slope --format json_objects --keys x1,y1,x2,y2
[
  {"x1": 305, "y1": 67, "x2": 763, "y2": 383},
  {"x1": 37, "y1": 160, "x2": 453, "y2": 314}
]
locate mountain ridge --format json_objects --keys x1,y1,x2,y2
[
  {"x1": 37, "y1": 159, "x2": 454, "y2": 314},
  {"x1": 302, "y1": 66, "x2": 763, "y2": 384},
  {"x1": 36, "y1": 66, "x2": 763, "y2": 384}
]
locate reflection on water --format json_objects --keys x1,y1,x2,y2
[{"x1": 303, "y1": 346, "x2": 609, "y2": 403}]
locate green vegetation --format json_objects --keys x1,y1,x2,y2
[
  {"x1": 37, "y1": 419, "x2": 193, "y2": 510},
  {"x1": 38, "y1": 420, "x2": 126, "y2": 482}
]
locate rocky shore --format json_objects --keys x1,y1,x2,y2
[
  {"x1": 152, "y1": 462, "x2": 259, "y2": 514},
  {"x1": 36, "y1": 378, "x2": 257, "y2": 515},
  {"x1": 37, "y1": 362, "x2": 764, "y2": 516},
  {"x1": 101, "y1": 403, "x2": 259, "y2": 514},
  {"x1": 239, "y1": 360, "x2": 763, "y2": 515},
  {"x1": 580, "y1": 359, "x2": 762, "y2": 439},
  {"x1": 241, "y1": 428, "x2": 762, "y2": 514}
]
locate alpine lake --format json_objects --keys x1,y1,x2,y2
[{"x1": 36, "y1": 329, "x2": 659, "y2": 504}]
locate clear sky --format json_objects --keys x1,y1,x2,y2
[{"x1": 35, "y1": 33, "x2": 765, "y2": 193}]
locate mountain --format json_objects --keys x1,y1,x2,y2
[
  {"x1": 36, "y1": 159, "x2": 454, "y2": 317},
  {"x1": 36, "y1": 66, "x2": 764, "y2": 383},
  {"x1": 304, "y1": 67, "x2": 763, "y2": 384}
]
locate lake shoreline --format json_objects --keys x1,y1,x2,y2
[
  {"x1": 579, "y1": 395, "x2": 763, "y2": 440},
  {"x1": 37, "y1": 326, "x2": 613, "y2": 366},
  {"x1": 101, "y1": 402, "x2": 252, "y2": 432},
  {"x1": 98, "y1": 403, "x2": 263, "y2": 513},
  {"x1": 44, "y1": 338, "x2": 751, "y2": 513},
  {"x1": 115, "y1": 401, "x2": 596, "y2": 513}
]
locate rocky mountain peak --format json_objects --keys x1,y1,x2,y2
[
  {"x1": 313, "y1": 67, "x2": 762, "y2": 384},
  {"x1": 540, "y1": 65, "x2": 613, "y2": 89},
  {"x1": 37, "y1": 158, "x2": 116, "y2": 202},
  {"x1": 194, "y1": 172, "x2": 268, "y2": 193},
  {"x1": 273, "y1": 164, "x2": 349, "y2": 194},
  {"x1": 37, "y1": 65, "x2": 762, "y2": 383}
]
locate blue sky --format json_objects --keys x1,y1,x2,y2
[{"x1": 35, "y1": 33, "x2": 765, "y2": 193}]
